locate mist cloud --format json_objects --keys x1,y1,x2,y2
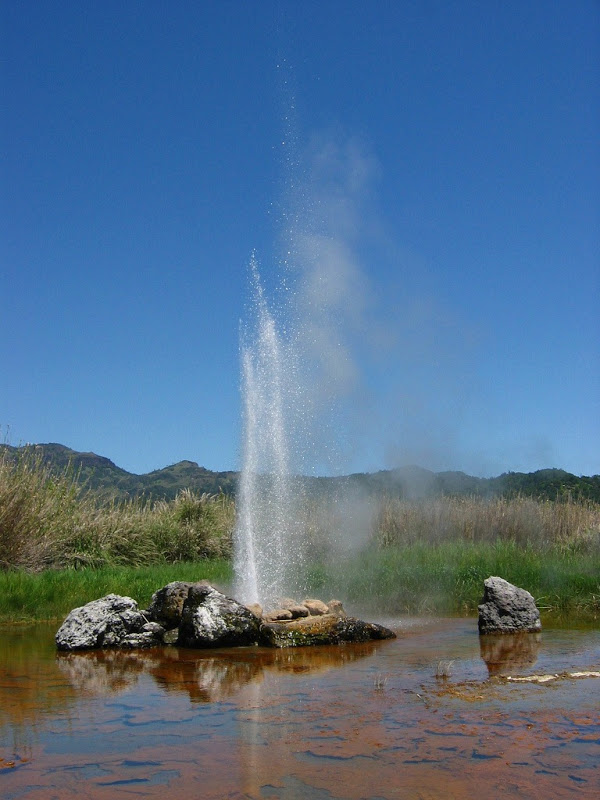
[{"x1": 272, "y1": 131, "x2": 481, "y2": 477}]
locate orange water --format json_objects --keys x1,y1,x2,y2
[{"x1": 1, "y1": 618, "x2": 598, "y2": 799}]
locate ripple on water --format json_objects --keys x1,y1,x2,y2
[{"x1": 0, "y1": 618, "x2": 599, "y2": 799}]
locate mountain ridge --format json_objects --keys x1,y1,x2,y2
[{"x1": 1, "y1": 442, "x2": 598, "y2": 503}]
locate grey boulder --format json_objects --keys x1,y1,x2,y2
[
  {"x1": 145, "y1": 580, "x2": 199, "y2": 629},
  {"x1": 55, "y1": 594, "x2": 164, "y2": 651},
  {"x1": 177, "y1": 583, "x2": 261, "y2": 648},
  {"x1": 478, "y1": 576, "x2": 542, "y2": 634}
]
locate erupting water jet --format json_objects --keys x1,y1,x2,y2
[{"x1": 233, "y1": 256, "x2": 306, "y2": 606}]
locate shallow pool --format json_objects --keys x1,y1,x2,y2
[{"x1": 1, "y1": 617, "x2": 598, "y2": 798}]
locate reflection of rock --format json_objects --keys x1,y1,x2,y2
[
  {"x1": 478, "y1": 577, "x2": 541, "y2": 634},
  {"x1": 260, "y1": 614, "x2": 396, "y2": 648},
  {"x1": 480, "y1": 632, "x2": 541, "y2": 676},
  {"x1": 55, "y1": 594, "x2": 165, "y2": 651},
  {"x1": 56, "y1": 649, "x2": 148, "y2": 694},
  {"x1": 151, "y1": 654, "x2": 264, "y2": 703},
  {"x1": 178, "y1": 584, "x2": 261, "y2": 648},
  {"x1": 57, "y1": 636, "x2": 385, "y2": 703}
]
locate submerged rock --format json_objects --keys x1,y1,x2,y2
[
  {"x1": 478, "y1": 576, "x2": 541, "y2": 634},
  {"x1": 177, "y1": 583, "x2": 261, "y2": 648},
  {"x1": 55, "y1": 594, "x2": 164, "y2": 651},
  {"x1": 259, "y1": 614, "x2": 396, "y2": 648}
]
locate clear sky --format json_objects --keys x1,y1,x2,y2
[{"x1": 2, "y1": 1, "x2": 599, "y2": 478}]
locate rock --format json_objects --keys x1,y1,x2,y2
[
  {"x1": 259, "y1": 614, "x2": 396, "y2": 648},
  {"x1": 264, "y1": 608, "x2": 294, "y2": 622},
  {"x1": 287, "y1": 604, "x2": 310, "y2": 618},
  {"x1": 303, "y1": 598, "x2": 329, "y2": 616},
  {"x1": 478, "y1": 577, "x2": 542, "y2": 634},
  {"x1": 326, "y1": 599, "x2": 347, "y2": 617},
  {"x1": 177, "y1": 583, "x2": 261, "y2": 648},
  {"x1": 145, "y1": 581, "x2": 199, "y2": 628},
  {"x1": 246, "y1": 602, "x2": 263, "y2": 618},
  {"x1": 55, "y1": 594, "x2": 163, "y2": 651},
  {"x1": 277, "y1": 597, "x2": 298, "y2": 609},
  {"x1": 162, "y1": 628, "x2": 180, "y2": 645},
  {"x1": 270, "y1": 598, "x2": 311, "y2": 618}
]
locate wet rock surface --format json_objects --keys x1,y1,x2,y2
[
  {"x1": 177, "y1": 583, "x2": 261, "y2": 648},
  {"x1": 478, "y1": 576, "x2": 541, "y2": 634},
  {"x1": 56, "y1": 585, "x2": 395, "y2": 651},
  {"x1": 55, "y1": 594, "x2": 164, "y2": 651},
  {"x1": 259, "y1": 614, "x2": 397, "y2": 648}
]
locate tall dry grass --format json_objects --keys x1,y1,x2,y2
[
  {"x1": 0, "y1": 451, "x2": 234, "y2": 571},
  {"x1": 373, "y1": 494, "x2": 600, "y2": 554}
]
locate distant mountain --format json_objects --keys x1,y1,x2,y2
[
  {"x1": 0, "y1": 443, "x2": 237, "y2": 500},
  {"x1": 1, "y1": 443, "x2": 598, "y2": 503}
]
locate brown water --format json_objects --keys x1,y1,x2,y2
[{"x1": 1, "y1": 617, "x2": 598, "y2": 799}]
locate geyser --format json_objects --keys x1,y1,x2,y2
[
  {"x1": 233, "y1": 256, "x2": 306, "y2": 606},
  {"x1": 233, "y1": 137, "x2": 377, "y2": 607}
]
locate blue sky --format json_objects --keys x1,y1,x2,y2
[{"x1": 2, "y1": 1, "x2": 598, "y2": 477}]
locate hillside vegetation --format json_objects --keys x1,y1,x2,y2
[
  {"x1": 0, "y1": 443, "x2": 237, "y2": 500},
  {"x1": 1, "y1": 443, "x2": 598, "y2": 502}
]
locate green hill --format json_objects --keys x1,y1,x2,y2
[
  {"x1": 0, "y1": 443, "x2": 237, "y2": 501},
  {"x1": 1, "y1": 443, "x2": 598, "y2": 503}
]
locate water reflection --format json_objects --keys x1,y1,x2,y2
[
  {"x1": 479, "y1": 632, "x2": 542, "y2": 677},
  {"x1": 56, "y1": 640, "x2": 382, "y2": 704}
]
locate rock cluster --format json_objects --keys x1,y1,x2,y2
[
  {"x1": 258, "y1": 597, "x2": 344, "y2": 622},
  {"x1": 478, "y1": 576, "x2": 542, "y2": 635},
  {"x1": 55, "y1": 582, "x2": 396, "y2": 651}
]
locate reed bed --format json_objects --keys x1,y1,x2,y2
[
  {"x1": 0, "y1": 451, "x2": 234, "y2": 572},
  {"x1": 373, "y1": 494, "x2": 600, "y2": 554}
]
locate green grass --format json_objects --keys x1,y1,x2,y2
[
  {"x1": 306, "y1": 540, "x2": 600, "y2": 617},
  {"x1": 0, "y1": 560, "x2": 233, "y2": 623},
  {"x1": 1, "y1": 544, "x2": 598, "y2": 624}
]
